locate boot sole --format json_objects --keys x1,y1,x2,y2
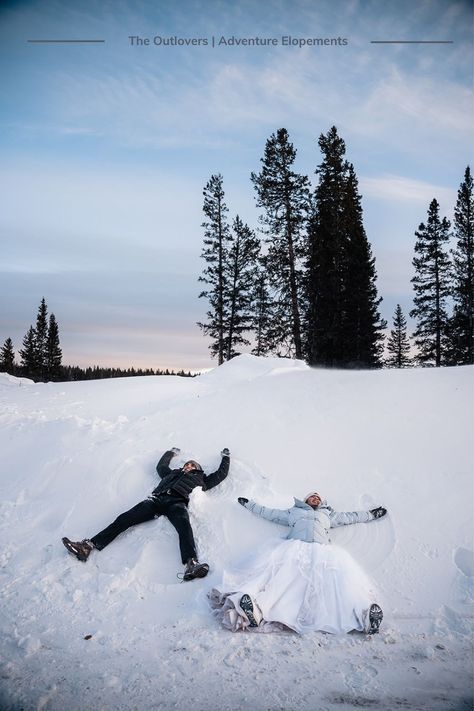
[
  {"x1": 367, "y1": 604, "x2": 383, "y2": 634},
  {"x1": 240, "y1": 594, "x2": 259, "y2": 627},
  {"x1": 183, "y1": 563, "x2": 209, "y2": 581}
]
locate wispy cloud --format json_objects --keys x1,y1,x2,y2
[
  {"x1": 32, "y1": 38, "x2": 470, "y2": 163},
  {"x1": 360, "y1": 174, "x2": 457, "y2": 206},
  {"x1": 350, "y1": 65, "x2": 472, "y2": 136}
]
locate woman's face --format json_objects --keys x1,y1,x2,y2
[{"x1": 306, "y1": 493, "x2": 322, "y2": 509}]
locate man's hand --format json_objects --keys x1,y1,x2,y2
[
  {"x1": 221, "y1": 448, "x2": 230, "y2": 457},
  {"x1": 370, "y1": 507, "x2": 387, "y2": 519},
  {"x1": 238, "y1": 497, "x2": 248, "y2": 506},
  {"x1": 171, "y1": 447, "x2": 180, "y2": 455}
]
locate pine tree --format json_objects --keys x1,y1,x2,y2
[
  {"x1": 19, "y1": 326, "x2": 37, "y2": 378},
  {"x1": 448, "y1": 166, "x2": 474, "y2": 365},
  {"x1": 198, "y1": 174, "x2": 232, "y2": 364},
  {"x1": 410, "y1": 199, "x2": 452, "y2": 367},
  {"x1": 386, "y1": 305, "x2": 411, "y2": 368},
  {"x1": 34, "y1": 297, "x2": 48, "y2": 380},
  {"x1": 224, "y1": 216, "x2": 260, "y2": 360},
  {"x1": 1, "y1": 337, "x2": 15, "y2": 374},
  {"x1": 306, "y1": 126, "x2": 348, "y2": 366},
  {"x1": 46, "y1": 313, "x2": 62, "y2": 380},
  {"x1": 307, "y1": 127, "x2": 385, "y2": 367},
  {"x1": 342, "y1": 165, "x2": 386, "y2": 366},
  {"x1": 251, "y1": 128, "x2": 311, "y2": 359}
]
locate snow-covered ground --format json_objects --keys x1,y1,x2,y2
[{"x1": 0, "y1": 355, "x2": 473, "y2": 710}]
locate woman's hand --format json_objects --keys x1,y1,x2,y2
[{"x1": 370, "y1": 507, "x2": 387, "y2": 519}]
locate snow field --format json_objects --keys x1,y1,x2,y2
[{"x1": 0, "y1": 355, "x2": 473, "y2": 710}]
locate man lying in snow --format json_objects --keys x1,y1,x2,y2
[
  {"x1": 62, "y1": 447, "x2": 230, "y2": 581},
  {"x1": 209, "y1": 492, "x2": 386, "y2": 634}
]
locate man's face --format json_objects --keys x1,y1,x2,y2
[
  {"x1": 306, "y1": 493, "x2": 321, "y2": 509},
  {"x1": 182, "y1": 461, "x2": 197, "y2": 473}
]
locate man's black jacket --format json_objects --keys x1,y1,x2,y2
[{"x1": 151, "y1": 450, "x2": 230, "y2": 503}]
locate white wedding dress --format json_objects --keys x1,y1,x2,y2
[{"x1": 209, "y1": 538, "x2": 376, "y2": 635}]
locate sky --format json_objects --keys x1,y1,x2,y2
[{"x1": 0, "y1": 0, "x2": 473, "y2": 371}]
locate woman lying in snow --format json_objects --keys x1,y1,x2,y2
[{"x1": 209, "y1": 492, "x2": 386, "y2": 635}]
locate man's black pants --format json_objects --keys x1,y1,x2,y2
[{"x1": 90, "y1": 495, "x2": 197, "y2": 564}]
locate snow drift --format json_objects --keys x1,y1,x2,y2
[{"x1": 0, "y1": 355, "x2": 472, "y2": 710}]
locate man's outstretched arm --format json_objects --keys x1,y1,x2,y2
[
  {"x1": 156, "y1": 447, "x2": 180, "y2": 478},
  {"x1": 202, "y1": 448, "x2": 230, "y2": 490}
]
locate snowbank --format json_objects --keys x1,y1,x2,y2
[{"x1": 0, "y1": 357, "x2": 472, "y2": 710}]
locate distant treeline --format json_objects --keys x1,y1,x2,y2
[
  {"x1": 0, "y1": 299, "x2": 196, "y2": 382},
  {"x1": 61, "y1": 365, "x2": 196, "y2": 380}
]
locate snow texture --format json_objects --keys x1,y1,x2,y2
[{"x1": 0, "y1": 354, "x2": 473, "y2": 710}]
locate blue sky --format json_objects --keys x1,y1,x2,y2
[{"x1": 0, "y1": 0, "x2": 473, "y2": 370}]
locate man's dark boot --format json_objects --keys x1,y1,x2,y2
[
  {"x1": 183, "y1": 558, "x2": 209, "y2": 581},
  {"x1": 62, "y1": 538, "x2": 94, "y2": 562}
]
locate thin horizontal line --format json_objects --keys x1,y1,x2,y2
[
  {"x1": 27, "y1": 39, "x2": 105, "y2": 43},
  {"x1": 371, "y1": 40, "x2": 453, "y2": 44}
]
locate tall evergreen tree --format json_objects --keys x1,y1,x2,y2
[
  {"x1": 1, "y1": 337, "x2": 15, "y2": 374},
  {"x1": 46, "y1": 313, "x2": 62, "y2": 380},
  {"x1": 306, "y1": 126, "x2": 348, "y2": 366},
  {"x1": 34, "y1": 297, "x2": 48, "y2": 380},
  {"x1": 251, "y1": 128, "x2": 311, "y2": 359},
  {"x1": 19, "y1": 326, "x2": 37, "y2": 377},
  {"x1": 410, "y1": 199, "x2": 452, "y2": 367},
  {"x1": 198, "y1": 174, "x2": 232, "y2": 364},
  {"x1": 386, "y1": 304, "x2": 411, "y2": 368},
  {"x1": 307, "y1": 127, "x2": 385, "y2": 367},
  {"x1": 342, "y1": 164, "x2": 386, "y2": 366},
  {"x1": 224, "y1": 216, "x2": 260, "y2": 360},
  {"x1": 448, "y1": 166, "x2": 474, "y2": 365}
]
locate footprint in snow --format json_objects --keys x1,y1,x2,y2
[
  {"x1": 345, "y1": 663, "x2": 378, "y2": 692},
  {"x1": 223, "y1": 647, "x2": 252, "y2": 667}
]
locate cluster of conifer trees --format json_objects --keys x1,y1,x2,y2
[
  {"x1": 198, "y1": 126, "x2": 473, "y2": 369},
  {"x1": 1, "y1": 298, "x2": 62, "y2": 381},
  {"x1": 0, "y1": 299, "x2": 195, "y2": 381},
  {"x1": 385, "y1": 168, "x2": 473, "y2": 368},
  {"x1": 1, "y1": 127, "x2": 471, "y2": 378},
  {"x1": 408, "y1": 169, "x2": 474, "y2": 367}
]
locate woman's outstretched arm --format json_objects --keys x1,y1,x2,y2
[
  {"x1": 238, "y1": 498, "x2": 291, "y2": 527},
  {"x1": 329, "y1": 506, "x2": 387, "y2": 528}
]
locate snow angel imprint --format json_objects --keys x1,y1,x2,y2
[{"x1": 209, "y1": 492, "x2": 387, "y2": 635}]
